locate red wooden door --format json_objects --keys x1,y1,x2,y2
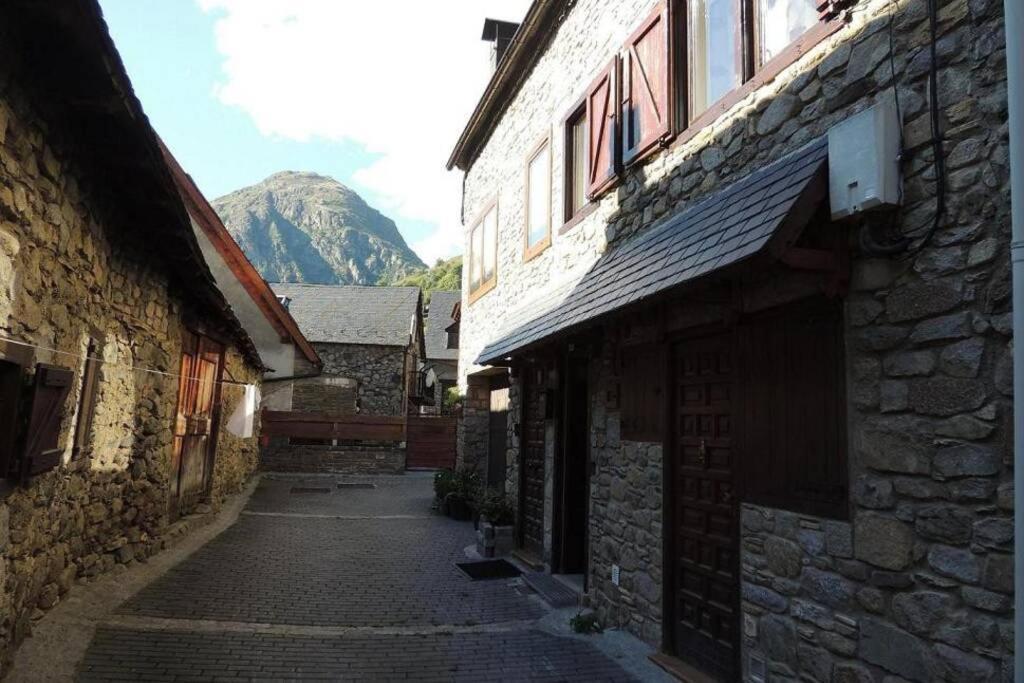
[
  {"x1": 171, "y1": 332, "x2": 224, "y2": 515},
  {"x1": 671, "y1": 334, "x2": 738, "y2": 681},
  {"x1": 519, "y1": 365, "x2": 546, "y2": 558}
]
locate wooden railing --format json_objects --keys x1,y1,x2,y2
[{"x1": 261, "y1": 410, "x2": 406, "y2": 442}]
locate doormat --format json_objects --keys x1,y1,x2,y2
[
  {"x1": 337, "y1": 483, "x2": 376, "y2": 489},
  {"x1": 456, "y1": 559, "x2": 522, "y2": 580},
  {"x1": 290, "y1": 487, "x2": 332, "y2": 494},
  {"x1": 522, "y1": 572, "x2": 580, "y2": 608}
]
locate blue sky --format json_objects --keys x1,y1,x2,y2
[{"x1": 99, "y1": 0, "x2": 531, "y2": 264}]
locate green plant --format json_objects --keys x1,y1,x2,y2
[
  {"x1": 474, "y1": 488, "x2": 514, "y2": 526},
  {"x1": 443, "y1": 386, "x2": 463, "y2": 413},
  {"x1": 450, "y1": 465, "x2": 481, "y2": 501},
  {"x1": 569, "y1": 611, "x2": 602, "y2": 634},
  {"x1": 433, "y1": 469, "x2": 456, "y2": 501}
]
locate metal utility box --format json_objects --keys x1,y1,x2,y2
[{"x1": 827, "y1": 96, "x2": 902, "y2": 219}]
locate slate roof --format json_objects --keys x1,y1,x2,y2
[
  {"x1": 270, "y1": 284, "x2": 421, "y2": 347},
  {"x1": 476, "y1": 137, "x2": 829, "y2": 364},
  {"x1": 424, "y1": 291, "x2": 461, "y2": 361}
]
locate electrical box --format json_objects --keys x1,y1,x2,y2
[{"x1": 827, "y1": 96, "x2": 902, "y2": 219}]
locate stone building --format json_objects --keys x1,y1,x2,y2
[
  {"x1": 269, "y1": 284, "x2": 425, "y2": 416},
  {"x1": 449, "y1": 0, "x2": 1013, "y2": 680},
  {"x1": 0, "y1": 0, "x2": 267, "y2": 670},
  {"x1": 421, "y1": 290, "x2": 461, "y2": 413}
]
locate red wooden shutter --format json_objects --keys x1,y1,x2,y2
[
  {"x1": 586, "y1": 58, "x2": 620, "y2": 199},
  {"x1": 621, "y1": 4, "x2": 671, "y2": 165},
  {"x1": 22, "y1": 364, "x2": 73, "y2": 477},
  {"x1": 0, "y1": 360, "x2": 24, "y2": 478}
]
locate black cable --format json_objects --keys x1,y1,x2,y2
[{"x1": 906, "y1": 0, "x2": 946, "y2": 255}]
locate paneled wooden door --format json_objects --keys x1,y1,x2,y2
[
  {"x1": 670, "y1": 333, "x2": 738, "y2": 681},
  {"x1": 518, "y1": 365, "x2": 546, "y2": 558},
  {"x1": 171, "y1": 332, "x2": 224, "y2": 516}
]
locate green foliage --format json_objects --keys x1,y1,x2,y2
[
  {"x1": 473, "y1": 488, "x2": 514, "y2": 526},
  {"x1": 390, "y1": 256, "x2": 462, "y2": 302},
  {"x1": 433, "y1": 469, "x2": 457, "y2": 501},
  {"x1": 449, "y1": 465, "x2": 481, "y2": 501},
  {"x1": 569, "y1": 611, "x2": 602, "y2": 634},
  {"x1": 443, "y1": 387, "x2": 463, "y2": 412}
]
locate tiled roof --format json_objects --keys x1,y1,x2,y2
[
  {"x1": 424, "y1": 291, "x2": 461, "y2": 361},
  {"x1": 476, "y1": 137, "x2": 829, "y2": 364},
  {"x1": 270, "y1": 284, "x2": 421, "y2": 347}
]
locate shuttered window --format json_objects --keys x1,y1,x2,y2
[
  {"x1": 73, "y1": 337, "x2": 102, "y2": 459},
  {"x1": 564, "y1": 105, "x2": 588, "y2": 222},
  {"x1": 22, "y1": 364, "x2": 74, "y2": 478},
  {"x1": 585, "y1": 59, "x2": 619, "y2": 199},
  {"x1": 756, "y1": 0, "x2": 819, "y2": 65},
  {"x1": 738, "y1": 299, "x2": 847, "y2": 519},
  {"x1": 621, "y1": 5, "x2": 671, "y2": 164},
  {"x1": 620, "y1": 344, "x2": 666, "y2": 442}
]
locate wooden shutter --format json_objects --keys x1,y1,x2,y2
[
  {"x1": 21, "y1": 364, "x2": 74, "y2": 478},
  {"x1": 620, "y1": 343, "x2": 666, "y2": 442},
  {"x1": 586, "y1": 58, "x2": 620, "y2": 199},
  {"x1": 0, "y1": 360, "x2": 23, "y2": 479},
  {"x1": 738, "y1": 299, "x2": 847, "y2": 519},
  {"x1": 621, "y1": 4, "x2": 671, "y2": 165},
  {"x1": 73, "y1": 337, "x2": 102, "y2": 459}
]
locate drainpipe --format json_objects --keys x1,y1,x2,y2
[{"x1": 1005, "y1": 0, "x2": 1024, "y2": 676}]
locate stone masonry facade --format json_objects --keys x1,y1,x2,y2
[
  {"x1": 0, "y1": 51, "x2": 262, "y2": 670},
  {"x1": 457, "y1": 0, "x2": 1013, "y2": 680},
  {"x1": 294, "y1": 342, "x2": 408, "y2": 417}
]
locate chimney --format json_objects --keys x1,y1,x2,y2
[{"x1": 482, "y1": 19, "x2": 520, "y2": 71}]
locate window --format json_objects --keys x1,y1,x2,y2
[
  {"x1": 0, "y1": 359, "x2": 22, "y2": 479},
  {"x1": 687, "y1": 0, "x2": 743, "y2": 120},
  {"x1": 469, "y1": 201, "x2": 498, "y2": 301},
  {"x1": 739, "y1": 299, "x2": 848, "y2": 519},
  {"x1": 73, "y1": 337, "x2": 102, "y2": 459},
  {"x1": 446, "y1": 329, "x2": 459, "y2": 349},
  {"x1": 756, "y1": 0, "x2": 820, "y2": 65},
  {"x1": 524, "y1": 138, "x2": 551, "y2": 260},
  {"x1": 564, "y1": 106, "x2": 588, "y2": 222}
]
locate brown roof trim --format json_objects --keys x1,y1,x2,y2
[
  {"x1": 159, "y1": 140, "x2": 323, "y2": 368},
  {"x1": 447, "y1": 0, "x2": 571, "y2": 172}
]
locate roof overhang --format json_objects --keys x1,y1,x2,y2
[
  {"x1": 447, "y1": 0, "x2": 567, "y2": 172},
  {"x1": 475, "y1": 137, "x2": 831, "y2": 365}
]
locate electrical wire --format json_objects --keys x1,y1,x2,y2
[{"x1": 0, "y1": 334, "x2": 254, "y2": 389}]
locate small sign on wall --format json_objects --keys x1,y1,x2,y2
[{"x1": 611, "y1": 564, "x2": 620, "y2": 586}]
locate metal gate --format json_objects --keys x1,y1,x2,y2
[
  {"x1": 171, "y1": 332, "x2": 224, "y2": 516},
  {"x1": 406, "y1": 415, "x2": 457, "y2": 469}
]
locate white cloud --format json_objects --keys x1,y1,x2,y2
[{"x1": 197, "y1": 0, "x2": 532, "y2": 265}]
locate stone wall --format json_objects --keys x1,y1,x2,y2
[
  {"x1": 297, "y1": 342, "x2": 407, "y2": 416},
  {"x1": 0, "y1": 58, "x2": 261, "y2": 669},
  {"x1": 456, "y1": 0, "x2": 1013, "y2": 677},
  {"x1": 261, "y1": 438, "x2": 405, "y2": 474}
]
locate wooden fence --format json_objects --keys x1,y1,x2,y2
[{"x1": 261, "y1": 410, "x2": 406, "y2": 442}]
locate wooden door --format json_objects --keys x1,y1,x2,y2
[
  {"x1": 670, "y1": 334, "x2": 738, "y2": 681},
  {"x1": 406, "y1": 415, "x2": 457, "y2": 469},
  {"x1": 519, "y1": 365, "x2": 546, "y2": 557},
  {"x1": 171, "y1": 332, "x2": 223, "y2": 515},
  {"x1": 487, "y1": 375, "x2": 509, "y2": 487},
  {"x1": 556, "y1": 355, "x2": 589, "y2": 575}
]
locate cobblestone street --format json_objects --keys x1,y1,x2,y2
[{"x1": 72, "y1": 474, "x2": 649, "y2": 682}]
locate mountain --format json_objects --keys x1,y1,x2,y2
[
  {"x1": 212, "y1": 171, "x2": 426, "y2": 285},
  {"x1": 391, "y1": 256, "x2": 462, "y2": 303}
]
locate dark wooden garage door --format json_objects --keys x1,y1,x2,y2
[
  {"x1": 406, "y1": 416, "x2": 457, "y2": 469},
  {"x1": 671, "y1": 334, "x2": 737, "y2": 681},
  {"x1": 519, "y1": 365, "x2": 546, "y2": 557}
]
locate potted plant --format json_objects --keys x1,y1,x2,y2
[
  {"x1": 433, "y1": 469, "x2": 456, "y2": 515},
  {"x1": 444, "y1": 466, "x2": 479, "y2": 522},
  {"x1": 474, "y1": 488, "x2": 515, "y2": 558}
]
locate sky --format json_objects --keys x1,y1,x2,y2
[{"x1": 99, "y1": 0, "x2": 533, "y2": 265}]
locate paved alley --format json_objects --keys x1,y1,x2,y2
[{"x1": 73, "y1": 474, "x2": 649, "y2": 682}]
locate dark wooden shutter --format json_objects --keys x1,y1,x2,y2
[
  {"x1": 621, "y1": 4, "x2": 671, "y2": 165},
  {"x1": 586, "y1": 58, "x2": 620, "y2": 199},
  {"x1": 22, "y1": 364, "x2": 74, "y2": 477},
  {"x1": 0, "y1": 360, "x2": 24, "y2": 479},
  {"x1": 620, "y1": 343, "x2": 666, "y2": 442},
  {"x1": 73, "y1": 337, "x2": 102, "y2": 459},
  {"x1": 738, "y1": 299, "x2": 847, "y2": 519}
]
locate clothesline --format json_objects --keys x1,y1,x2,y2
[{"x1": 0, "y1": 334, "x2": 255, "y2": 390}]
